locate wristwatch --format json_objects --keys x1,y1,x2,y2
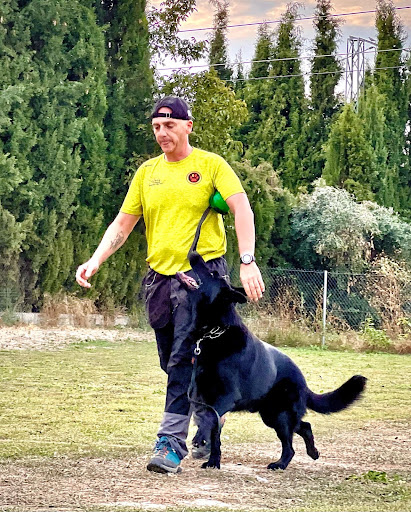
[{"x1": 240, "y1": 253, "x2": 255, "y2": 265}]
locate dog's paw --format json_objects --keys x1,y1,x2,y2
[
  {"x1": 267, "y1": 461, "x2": 287, "y2": 471},
  {"x1": 201, "y1": 459, "x2": 221, "y2": 469},
  {"x1": 308, "y1": 448, "x2": 320, "y2": 460}
]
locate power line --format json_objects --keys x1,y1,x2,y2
[
  {"x1": 157, "y1": 47, "x2": 410, "y2": 72},
  {"x1": 220, "y1": 65, "x2": 408, "y2": 83},
  {"x1": 178, "y1": 6, "x2": 411, "y2": 33}
]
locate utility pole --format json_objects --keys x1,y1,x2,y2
[{"x1": 345, "y1": 36, "x2": 377, "y2": 107}]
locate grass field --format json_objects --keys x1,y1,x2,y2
[{"x1": 0, "y1": 337, "x2": 410, "y2": 511}]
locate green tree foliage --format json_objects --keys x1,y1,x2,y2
[
  {"x1": 323, "y1": 104, "x2": 376, "y2": 201},
  {"x1": 310, "y1": 0, "x2": 342, "y2": 118},
  {"x1": 237, "y1": 23, "x2": 273, "y2": 150},
  {"x1": 364, "y1": 202, "x2": 411, "y2": 263},
  {"x1": 0, "y1": 0, "x2": 36, "y2": 293},
  {"x1": 147, "y1": 0, "x2": 206, "y2": 64},
  {"x1": 28, "y1": 0, "x2": 108, "y2": 303},
  {"x1": 91, "y1": 0, "x2": 154, "y2": 219},
  {"x1": 0, "y1": 0, "x2": 109, "y2": 306},
  {"x1": 357, "y1": 83, "x2": 390, "y2": 205},
  {"x1": 208, "y1": 0, "x2": 232, "y2": 81},
  {"x1": 232, "y1": 50, "x2": 246, "y2": 94},
  {"x1": 301, "y1": 0, "x2": 342, "y2": 185},
  {"x1": 70, "y1": 0, "x2": 154, "y2": 310},
  {"x1": 373, "y1": 0, "x2": 408, "y2": 212},
  {"x1": 404, "y1": 57, "x2": 411, "y2": 219},
  {"x1": 245, "y1": 4, "x2": 307, "y2": 192}
]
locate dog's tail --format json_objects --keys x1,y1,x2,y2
[{"x1": 307, "y1": 375, "x2": 367, "y2": 414}]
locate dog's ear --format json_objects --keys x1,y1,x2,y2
[
  {"x1": 221, "y1": 285, "x2": 248, "y2": 304},
  {"x1": 188, "y1": 250, "x2": 206, "y2": 270}
]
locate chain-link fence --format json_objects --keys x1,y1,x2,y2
[
  {"x1": 1, "y1": 268, "x2": 410, "y2": 343},
  {"x1": 231, "y1": 267, "x2": 411, "y2": 343}
]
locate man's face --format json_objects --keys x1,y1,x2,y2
[{"x1": 152, "y1": 107, "x2": 193, "y2": 156}]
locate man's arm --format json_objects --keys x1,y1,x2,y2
[
  {"x1": 76, "y1": 212, "x2": 140, "y2": 288},
  {"x1": 225, "y1": 192, "x2": 265, "y2": 302}
]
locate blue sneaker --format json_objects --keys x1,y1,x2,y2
[{"x1": 147, "y1": 436, "x2": 182, "y2": 474}]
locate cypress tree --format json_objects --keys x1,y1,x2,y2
[
  {"x1": 72, "y1": 0, "x2": 154, "y2": 309},
  {"x1": 233, "y1": 50, "x2": 246, "y2": 94},
  {"x1": 26, "y1": 0, "x2": 108, "y2": 304},
  {"x1": 403, "y1": 58, "x2": 411, "y2": 219},
  {"x1": 208, "y1": 0, "x2": 232, "y2": 81},
  {"x1": 0, "y1": 0, "x2": 36, "y2": 296},
  {"x1": 373, "y1": 0, "x2": 408, "y2": 211},
  {"x1": 246, "y1": 4, "x2": 307, "y2": 191},
  {"x1": 301, "y1": 0, "x2": 342, "y2": 186},
  {"x1": 323, "y1": 104, "x2": 376, "y2": 201},
  {"x1": 238, "y1": 23, "x2": 273, "y2": 153},
  {"x1": 358, "y1": 82, "x2": 391, "y2": 206},
  {"x1": 0, "y1": 0, "x2": 109, "y2": 307},
  {"x1": 310, "y1": 0, "x2": 342, "y2": 118},
  {"x1": 93, "y1": 0, "x2": 154, "y2": 218}
]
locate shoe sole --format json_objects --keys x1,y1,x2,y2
[{"x1": 147, "y1": 462, "x2": 182, "y2": 474}]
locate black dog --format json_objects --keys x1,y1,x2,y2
[{"x1": 176, "y1": 251, "x2": 367, "y2": 471}]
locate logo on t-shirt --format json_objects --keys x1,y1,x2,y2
[
  {"x1": 187, "y1": 172, "x2": 202, "y2": 184},
  {"x1": 149, "y1": 178, "x2": 164, "y2": 186}
]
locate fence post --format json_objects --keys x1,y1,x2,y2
[{"x1": 322, "y1": 270, "x2": 328, "y2": 347}]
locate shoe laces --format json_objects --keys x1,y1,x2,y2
[{"x1": 154, "y1": 436, "x2": 171, "y2": 454}]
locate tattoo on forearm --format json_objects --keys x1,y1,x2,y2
[{"x1": 110, "y1": 231, "x2": 124, "y2": 251}]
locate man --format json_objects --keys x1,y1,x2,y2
[{"x1": 76, "y1": 96, "x2": 265, "y2": 474}]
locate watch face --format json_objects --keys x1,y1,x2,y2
[{"x1": 241, "y1": 253, "x2": 253, "y2": 264}]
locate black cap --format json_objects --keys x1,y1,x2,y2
[{"x1": 151, "y1": 96, "x2": 193, "y2": 121}]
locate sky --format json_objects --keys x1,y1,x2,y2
[{"x1": 149, "y1": 0, "x2": 411, "y2": 97}]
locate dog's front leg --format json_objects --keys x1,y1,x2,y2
[
  {"x1": 200, "y1": 394, "x2": 236, "y2": 469},
  {"x1": 201, "y1": 415, "x2": 221, "y2": 469}
]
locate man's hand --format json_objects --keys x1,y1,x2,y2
[
  {"x1": 76, "y1": 258, "x2": 100, "y2": 288},
  {"x1": 240, "y1": 261, "x2": 265, "y2": 302}
]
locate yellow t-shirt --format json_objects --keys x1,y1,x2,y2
[{"x1": 120, "y1": 148, "x2": 244, "y2": 275}]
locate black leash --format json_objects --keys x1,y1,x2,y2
[{"x1": 188, "y1": 206, "x2": 211, "y2": 257}]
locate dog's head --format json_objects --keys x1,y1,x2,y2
[{"x1": 176, "y1": 252, "x2": 247, "y2": 313}]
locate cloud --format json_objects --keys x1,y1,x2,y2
[{"x1": 151, "y1": 0, "x2": 410, "y2": 53}]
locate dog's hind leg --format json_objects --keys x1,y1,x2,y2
[
  {"x1": 261, "y1": 410, "x2": 296, "y2": 470},
  {"x1": 296, "y1": 421, "x2": 319, "y2": 460}
]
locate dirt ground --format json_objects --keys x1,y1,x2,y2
[
  {"x1": 0, "y1": 424, "x2": 410, "y2": 511},
  {"x1": 0, "y1": 326, "x2": 410, "y2": 511}
]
